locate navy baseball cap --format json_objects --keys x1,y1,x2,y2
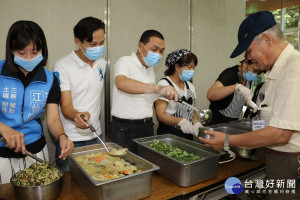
[{"x1": 230, "y1": 11, "x2": 276, "y2": 58}]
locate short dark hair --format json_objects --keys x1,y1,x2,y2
[
  {"x1": 73, "y1": 17, "x2": 105, "y2": 43},
  {"x1": 139, "y1": 30, "x2": 164, "y2": 44},
  {"x1": 4, "y1": 20, "x2": 48, "y2": 73},
  {"x1": 164, "y1": 53, "x2": 198, "y2": 76}
]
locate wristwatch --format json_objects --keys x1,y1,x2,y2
[{"x1": 223, "y1": 134, "x2": 230, "y2": 151}]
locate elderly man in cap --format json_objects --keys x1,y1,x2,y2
[{"x1": 200, "y1": 11, "x2": 300, "y2": 199}]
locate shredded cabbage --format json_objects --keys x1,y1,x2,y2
[{"x1": 11, "y1": 162, "x2": 63, "y2": 187}]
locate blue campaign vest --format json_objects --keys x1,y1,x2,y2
[{"x1": 0, "y1": 60, "x2": 54, "y2": 147}]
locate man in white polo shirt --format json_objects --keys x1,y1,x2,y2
[
  {"x1": 110, "y1": 30, "x2": 177, "y2": 154},
  {"x1": 53, "y1": 17, "x2": 106, "y2": 171}
]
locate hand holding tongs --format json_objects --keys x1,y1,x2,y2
[{"x1": 0, "y1": 136, "x2": 44, "y2": 163}]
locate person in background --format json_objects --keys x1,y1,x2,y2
[
  {"x1": 109, "y1": 30, "x2": 178, "y2": 154},
  {"x1": 155, "y1": 49, "x2": 202, "y2": 140},
  {"x1": 53, "y1": 17, "x2": 106, "y2": 171},
  {"x1": 207, "y1": 57, "x2": 261, "y2": 125},
  {"x1": 200, "y1": 11, "x2": 300, "y2": 200},
  {"x1": 243, "y1": 81, "x2": 265, "y2": 119},
  {"x1": 0, "y1": 20, "x2": 74, "y2": 184}
]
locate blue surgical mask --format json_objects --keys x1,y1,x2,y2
[
  {"x1": 81, "y1": 45, "x2": 104, "y2": 60},
  {"x1": 179, "y1": 69, "x2": 194, "y2": 81},
  {"x1": 139, "y1": 44, "x2": 162, "y2": 67},
  {"x1": 243, "y1": 71, "x2": 258, "y2": 81},
  {"x1": 14, "y1": 53, "x2": 43, "y2": 72}
]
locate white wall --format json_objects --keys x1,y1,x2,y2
[
  {"x1": 192, "y1": 0, "x2": 246, "y2": 109},
  {"x1": 109, "y1": 0, "x2": 191, "y2": 84},
  {"x1": 0, "y1": 0, "x2": 105, "y2": 161},
  {"x1": 0, "y1": 0, "x2": 245, "y2": 161}
]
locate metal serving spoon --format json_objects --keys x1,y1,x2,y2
[
  {"x1": 80, "y1": 114, "x2": 126, "y2": 157},
  {"x1": 0, "y1": 136, "x2": 44, "y2": 163}
]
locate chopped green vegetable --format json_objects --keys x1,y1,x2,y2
[
  {"x1": 205, "y1": 113, "x2": 209, "y2": 119},
  {"x1": 11, "y1": 162, "x2": 63, "y2": 187},
  {"x1": 198, "y1": 127, "x2": 206, "y2": 135},
  {"x1": 150, "y1": 140, "x2": 201, "y2": 162}
]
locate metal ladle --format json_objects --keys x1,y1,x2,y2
[
  {"x1": 80, "y1": 114, "x2": 126, "y2": 157},
  {"x1": 80, "y1": 114, "x2": 109, "y2": 153},
  {"x1": 198, "y1": 109, "x2": 213, "y2": 126},
  {"x1": 177, "y1": 98, "x2": 212, "y2": 126}
]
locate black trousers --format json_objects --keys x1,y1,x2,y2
[
  {"x1": 108, "y1": 118, "x2": 154, "y2": 154},
  {"x1": 157, "y1": 122, "x2": 193, "y2": 141}
]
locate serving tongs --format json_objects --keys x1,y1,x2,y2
[
  {"x1": 80, "y1": 114, "x2": 126, "y2": 157},
  {"x1": 0, "y1": 136, "x2": 44, "y2": 163}
]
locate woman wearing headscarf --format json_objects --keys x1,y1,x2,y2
[{"x1": 155, "y1": 49, "x2": 202, "y2": 140}]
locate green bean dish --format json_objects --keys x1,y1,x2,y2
[
  {"x1": 150, "y1": 140, "x2": 201, "y2": 162},
  {"x1": 11, "y1": 162, "x2": 63, "y2": 187}
]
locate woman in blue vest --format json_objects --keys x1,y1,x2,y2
[
  {"x1": 0, "y1": 20, "x2": 74, "y2": 184},
  {"x1": 155, "y1": 49, "x2": 202, "y2": 140}
]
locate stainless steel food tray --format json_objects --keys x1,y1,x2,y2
[
  {"x1": 207, "y1": 123, "x2": 250, "y2": 153},
  {"x1": 133, "y1": 134, "x2": 224, "y2": 187},
  {"x1": 225, "y1": 119, "x2": 253, "y2": 131},
  {"x1": 69, "y1": 142, "x2": 159, "y2": 200},
  {"x1": 208, "y1": 123, "x2": 251, "y2": 133}
]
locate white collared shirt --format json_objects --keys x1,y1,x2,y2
[
  {"x1": 111, "y1": 52, "x2": 156, "y2": 119},
  {"x1": 53, "y1": 51, "x2": 106, "y2": 141},
  {"x1": 261, "y1": 44, "x2": 300, "y2": 152}
]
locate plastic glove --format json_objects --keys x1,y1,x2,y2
[
  {"x1": 145, "y1": 84, "x2": 178, "y2": 102},
  {"x1": 178, "y1": 119, "x2": 198, "y2": 135},
  {"x1": 235, "y1": 84, "x2": 252, "y2": 103},
  {"x1": 158, "y1": 85, "x2": 178, "y2": 101},
  {"x1": 193, "y1": 122, "x2": 203, "y2": 130},
  {"x1": 246, "y1": 100, "x2": 259, "y2": 113}
]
